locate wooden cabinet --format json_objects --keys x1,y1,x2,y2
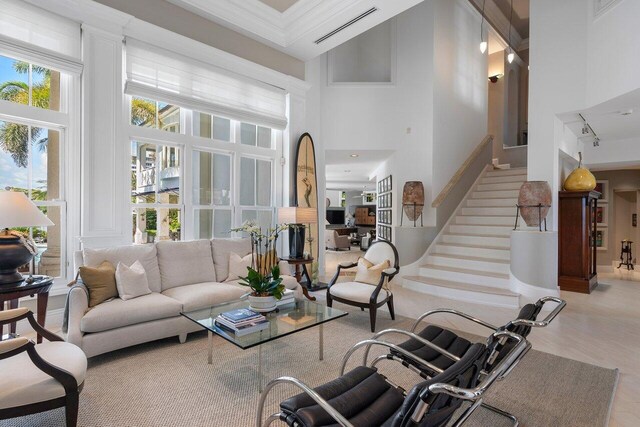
[
  {"x1": 354, "y1": 207, "x2": 376, "y2": 226},
  {"x1": 558, "y1": 191, "x2": 599, "y2": 293}
]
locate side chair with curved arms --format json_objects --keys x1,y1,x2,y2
[
  {"x1": 326, "y1": 240, "x2": 400, "y2": 332},
  {"x1": 0, "y1": 307, "x2": 87, "y2": 427}
]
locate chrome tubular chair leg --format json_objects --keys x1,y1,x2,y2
[
  {"x1": 262, "y1": 413, "x2": 283, "y2": 427},
  {"x1": 450, "y1": 398, "x2": 483, "y2": 427},
  {"x1": 481, "y1": 402, "x2": 519, "y2": 427}
]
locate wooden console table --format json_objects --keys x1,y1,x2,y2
[{"x1": 0, "y1": 275, "x2": 53, "y2": 343}]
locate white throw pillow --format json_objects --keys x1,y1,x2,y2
[
  {"x1": 227, "y1": 253, "x2": 253, "y2": 282},
  {"x1": 115, "y1": 260, "x2": 152, "y2": 300}
]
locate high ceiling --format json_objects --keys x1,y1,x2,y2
[
  {"x1": 258, "y1": 0, "x2": 300, "y2": 13},
  {"x1": 165, "y1": 0, "x2": 423, "y2": 61},
  {"x1": 325, "y1": 150, "x2": 394, "y2": 191},
  {"x1": 493, "y1": 0, "x2": 529, "y2": 39}
]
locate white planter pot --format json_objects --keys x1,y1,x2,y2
[{"x1": 248, "y1": 295, "x2": 277, "y2": 313}]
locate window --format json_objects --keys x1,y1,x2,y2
[
  {"x1": 131, "y1": 140, "x2": 182, "y2": 242},
  {"x1": 0, "y1": 55, "x2": 72, "y2": 280},
  {"x1": 128, "y1": 96, "x2": 280, "y2": 242},
  {"x1": 131, "y1": 97, "x2": 181, "y2": 133}
]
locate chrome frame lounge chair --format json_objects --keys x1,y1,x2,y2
[{"x1": 256, "y1": 330, "x2": 530, "y2": 427}]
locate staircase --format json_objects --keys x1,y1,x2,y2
[{"x1": 403, "y1": 166, "x2": 528, "y2": 308}]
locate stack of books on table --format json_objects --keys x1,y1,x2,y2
[
  {"x1": 215, "y1": 308, "x2": 268, "y2": 336},
  {"x1": 276, "y1": 289, "x2": 295, "y2": 307}
]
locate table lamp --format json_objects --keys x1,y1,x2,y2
[
  {"x1": 0, "y1": 191, "x2": 54, "y2": 284},
  {"x1": 278, "y1": 207, "x2": 317, "y2": 259}
]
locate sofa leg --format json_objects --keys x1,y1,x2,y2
[
  {"x1": 65, "y1": 392, "x2": 79, "y2": 427},
  {"x1": 178, "y1": 333, "x2": 187, "y2": 344}
]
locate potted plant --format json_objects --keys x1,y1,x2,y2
[{"x1": 231, "y1": 221, "x2": 287, "y2": 312}]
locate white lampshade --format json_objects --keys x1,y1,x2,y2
[
  {"x1": 0, "y1": 191, "x2": 54, "y2": 228},
  {"x1": 277, "y1": 207, "x2": 317, "y2": 224}
]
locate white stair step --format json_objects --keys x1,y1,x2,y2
[
  {"x1": 449, "y1": 224, "x2": 512, "y2": 236},
  {"x1": 427, "y1": 253, "x2": 510, "y2": 274},
  {"x1": 456, "y1": 215, "x2": 514, "y2": 226},
  {"x1": 485, "y1": 167, "x2": 527, "y2": 177},
  {"x1": 418, "y1": 264, "x2": 511, "y2": 288},
  {"x1": 466, "y1": 198, "x2": 517, "y2": 207},
  {"x1": 477, "y1": 182, "x2": 523, "y2": 191},
  {"x1": 403, "y1": 276, "x2": 520, "y2": 308},
  {"x1": 461, "y1": 207, "x2": 515, "y2": 216},
  {"x1": 442, "y1": 233, "x2": 510, "y2": 247},
  {"x1": 435, "y1": 243, "x2": 511, "y2": 260},
  {"x1": 472, "y1": 189, "x2": 520, "y2": 199},
  {"x1": 481, "y1": 175, "x2": 527, "y2": 184}
]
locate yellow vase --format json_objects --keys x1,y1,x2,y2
[{"x1": 564, "y1": 167, "x2": 596, "y2": 191}]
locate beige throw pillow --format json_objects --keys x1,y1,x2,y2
[
  {"x1": 354, "y1": 257, "x2": 391, "y2": 286},
  {"x1": 227, "y1": 253, "x2": 253, "y2": 282},
  {"x1": 115, "y1": 260, "x2": 152, "y2": 300},
  {"x1": 79, "y1": 261, "x2": 117, "y2": 307}
]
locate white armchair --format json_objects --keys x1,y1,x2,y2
[
  {"x1": 0, "y1": 308, "x2": 87, "y2": 427},
  {"x1": 326, "y1": 240, "x2": 400, "y2": 332}
]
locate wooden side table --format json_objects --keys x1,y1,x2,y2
[
  {"x1": 280, "y1": 257, "x2": 317, "y2": 301},
  {"x1": 0, "y1": 275, "x2": 53, "y2": 343}
]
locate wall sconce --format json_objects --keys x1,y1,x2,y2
[{"x1": 488, "y1": 74, "x2": 503, "y2": 83}]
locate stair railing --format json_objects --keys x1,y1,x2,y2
[{"x1": 431, "y1": 135, "x2": 494, "y2": 208}]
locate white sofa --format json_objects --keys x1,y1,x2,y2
[{"x1": 66, "y1": 238, "x2": 302, "y2": 357}]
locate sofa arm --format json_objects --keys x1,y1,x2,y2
[{"x1": 65, "y1": 286, "x2": 88, "y2": 347}]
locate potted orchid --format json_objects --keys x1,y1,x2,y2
[{"x1": 231, "y1": 221, "x2": 288, "y2": 312}]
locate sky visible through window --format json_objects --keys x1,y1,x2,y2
[{"x1": 0, "y1": 56, "x2": 50, "y2": 192}]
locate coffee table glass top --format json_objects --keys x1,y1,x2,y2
[{"x1": 181, "y1": 298, "x2": 348, "y2": 349}]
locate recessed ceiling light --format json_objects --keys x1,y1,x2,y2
[
  {"x1": 344, "y1": 170, "x2": 351, "y2": 173},
  {"x1": 350, "y1": 154, "x2": 359, "y2": 158}
]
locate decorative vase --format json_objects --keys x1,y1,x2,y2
[
  {"x1": 402, "y1": 181, "x2": 425, "y2": 221},
  {"x1": 248, "y1": 294, "x2": 277, "y2": 313},
  {"x1": 563, "y1": 154, "x2": 596, "y2": 191},
  {"x1": 518, "y1": 181, "x2": 552, "y2": 227}
]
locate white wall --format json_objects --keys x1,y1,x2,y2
[
  {"x1": 586, "y1": 0, "x2": 640, "y2": 107},
  {"x1": 308, "y1": 0, "x2": 487, "y2": 264},
  {"x1": 528, "y1": 0, "x2": 589, "y2": 229}
]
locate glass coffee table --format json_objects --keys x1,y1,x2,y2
[{"x1": 181, "y1": 297, "x2": 348, "y2": 391}]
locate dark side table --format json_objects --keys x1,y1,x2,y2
[
  {"x1": 280, "y1": 257, "x2": 322, "y2": 301},
  {"x1": 0, "y1": 275, "x2": 53, "y2": 343}
]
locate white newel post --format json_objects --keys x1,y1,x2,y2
[{"x1": 80, "y1": 25, "x2": 129, "y2": 249}]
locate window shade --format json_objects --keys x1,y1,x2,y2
[
  {"x1": 0, "y1": 0, "x2": 81, "y2": 70},
  {"x1": 125, "y1": 39, "x2": 288, "y2": 130}
]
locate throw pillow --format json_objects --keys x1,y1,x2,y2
[
  {"x1": 115, "y1": 260, "x2": 152, "y2": 300},
  {"x1": 227, "y1": 253, "x2": 253, "y2": 282},
  {"x1": 354, "y1": 257, "x2": 391, "y2": 286},
  {"x1": 79, "y1": 261, "x2": 117, "y2": 307}
]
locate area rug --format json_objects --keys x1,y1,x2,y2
[{"x1": 3, "y1": 310, "x2": 617, "y2": 427}]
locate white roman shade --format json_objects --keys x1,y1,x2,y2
[
  {"x1": 0, "y1": 0, "x2": 82, "y2": 74},
  {"x1": 125, "y1": 39, "x2": 288, "y2": 130}
]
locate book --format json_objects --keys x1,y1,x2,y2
[
  {"x1": 215, "y1": 315, "x2": 267, "y2": 329},
  {"x1": 220, "y1": 308, "x2": 264, "y2": 323},
  {"x1": 215, "y1": 317, "x2": 269, "y2": 336}
]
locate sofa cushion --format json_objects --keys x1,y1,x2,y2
[
  {"x1": 115, "y1": 260, "x2": 151, "y2": 301},
  {"x1": 79, "y1": 261, "x2": 117, "y2": 307},
  {"x1": 0, "y1": 342, "x2": 87, "y2": 410},
  {"x1": 211, "y1": 238, "x2": 251, "y2": 282},
  {"x1": 162, "y1": 282, "x2": 247, "y2": 312},
  {"x1": 227, "y1": 252, "x2": 253, "y2": 282},
  {"x1": 81, "y1": 293, "x2": 183, "y2": 333},
  {"x1": 83, "y1": 244, "x2": 162, "y2": 293},
  {"x1": 156, "y1": 240, "x2": 217, "y2": 290}
]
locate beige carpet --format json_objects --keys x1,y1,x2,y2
[{"x1": 3, "y1": 310, "x2": 617, "y2": 427}]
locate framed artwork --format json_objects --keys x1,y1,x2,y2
[
  {"x1": 595, "y1": 228, "x2": 608, "y2": 251},
  {"x1": 595, "y1": 205, "x2": 608, "y2": 226},
  {"x1": 594, "y1": 180, "x2": 608, "y2": 203},
  {"x1": 633, "y1": 213, "x2": 637, "y2": 227},
  {"x1": 378, "y1": 225, "x2": 392, "y2": 242}
]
